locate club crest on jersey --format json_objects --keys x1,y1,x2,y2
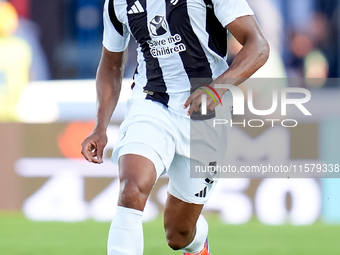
[{"x1": 149, "y1": 15, "x2": 168, "y2": 36}]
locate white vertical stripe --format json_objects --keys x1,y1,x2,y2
[{"x1": 186, "y1": 0, "x2": 228, "y2": 79}]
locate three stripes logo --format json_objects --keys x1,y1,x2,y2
[
  {"x1": 170, "y1": 0, "x2": 179, "y2": 5},
  {"x1": 195, "y1": 162, "x2": 216, "y2": 198},
  {"x1": 195, "y1": 186, "x2": 207, "y2": 198},
  {"x1": 128, "y1": 0, "x2": 144, "y2": 14}
]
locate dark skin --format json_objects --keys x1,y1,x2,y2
[{"x1": 81, "y1": 15, "x2": 269, "y2": 250}]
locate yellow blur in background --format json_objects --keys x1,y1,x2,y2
[{"x1": 0, "y1": 2, "x2": 31, "y2": 121}]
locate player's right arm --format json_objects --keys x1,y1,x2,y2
[
  {"x1": 81, "y1": 0, "x2": 130, "y2": 163},
  {"x1": 81, "y1": 48, "x2": 126, "y2": 164}
]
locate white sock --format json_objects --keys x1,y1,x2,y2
[
  {"x1": 181, "y1": 215, "x2": 208, "y2": 254},
  {"x1": 107, "y1": 206, "x2": 144, "y2": 255}
]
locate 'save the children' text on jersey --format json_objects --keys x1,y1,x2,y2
[{"x1": 103, "y1": 0, "x2": 253, "y2": 116}]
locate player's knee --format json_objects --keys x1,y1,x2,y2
[
  {"x1": 165, "y1": 227, "x2": 192, "y2": 250},
  {"x1": 119, "y1": 180, "x2": 149, "y2": 210}
]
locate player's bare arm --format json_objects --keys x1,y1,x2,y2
[
  {"x1": 81, "y1": 47, "x2": 126, "y2": 163},
  {"x1": 185, "y1": 15, "x2": 270, "y2": 115}
]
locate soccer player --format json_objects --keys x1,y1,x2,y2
[{"x1": 81, "y1": 0, "x2": 269, "y2": 254}]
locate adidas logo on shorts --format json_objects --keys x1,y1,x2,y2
[{"x1": 195, "y1": 186, "x2": 207, "y2": 198}]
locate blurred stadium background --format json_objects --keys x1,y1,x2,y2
[{"x1": 1, "y1": 0, "x2": 340, "y2": 254}]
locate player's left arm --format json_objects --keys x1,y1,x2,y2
[
  {"x1": 219, "y1": 15, "x2": 270, "y2": 82},
  {"x1": 185, "y1": 15, "x2": 270, "y2": 115}
]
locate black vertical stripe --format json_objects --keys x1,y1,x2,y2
[
  {"x1": 126, "y1": 0, "x2": 168, "y2": 105},
  {"x1": 166, "y1": 0, "x2": 216, "y2": 120},
  {"x1": 166, "y1": 0, "x2": 213, "y2": 87},
  {"x1": 203, "y1": 186, "x2": 207, "y2": 197},
  {"x1": 204, "y1": 0, "x2": 228, "y2": 58},
  {"x1": 108, "y1": 0, "x2": 124, "y2": 36}
]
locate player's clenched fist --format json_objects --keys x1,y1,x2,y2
[{"x1": 81, "y1": 130, "x2": 107, "y2": 164}]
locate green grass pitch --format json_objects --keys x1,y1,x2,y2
[{"x1": 0, "y1": 212, "x2": 340, "y2": 255}]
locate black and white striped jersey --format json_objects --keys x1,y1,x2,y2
[{"x1": 103, "y1": 0, "x2": 253, "y2": 116}]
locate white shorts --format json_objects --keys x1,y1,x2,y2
[{"x1": 112, "y1": 92, "x2": 232, "y2": 204}]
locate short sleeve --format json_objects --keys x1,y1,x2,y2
[
  {"x1": 102, "y1": 0, "x2": 130, "y2": 52},
  {"x1": 212, "y1": 0, "x2": 254, "y2": 28}
]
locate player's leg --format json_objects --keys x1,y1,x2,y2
[
  {"x1": 107, "y1": 148, "x2": 164, "y2": 255},
  {"x1": 163, "y1": 88, "x2": 232, "y2": 254},
  {"x1": 164, "y1": 155, "x2": 216, "y2": 254},
  {"x1": 164, "y1": 194, "x2": 209, "y2": 254},
  {"x1": 117, "y1": 153, "x2": 156, "y2": 210},
  {"x1": 107, "y1": 100, "x2": 175, "y2": 255}
]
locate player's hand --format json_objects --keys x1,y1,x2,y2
[
  {"x1": 81, "y1": 130, "x2": 108, "y2": 164},
  {"x1": 184, "y1": 85, "x2": 224, "y2": 116}
]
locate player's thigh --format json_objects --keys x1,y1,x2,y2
[
  {"x1": 116, "y1": 139, "x2": 172, "y2": 210},
  {"x1": 117, "y1": 153, "x2": 157, "y2": 210},
  {"x1": 112, "y1": 101, "x2": 176, "y2": 209},
  {"x1": 114, "y1": 123, "x2": 174, "y2": 209}
]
